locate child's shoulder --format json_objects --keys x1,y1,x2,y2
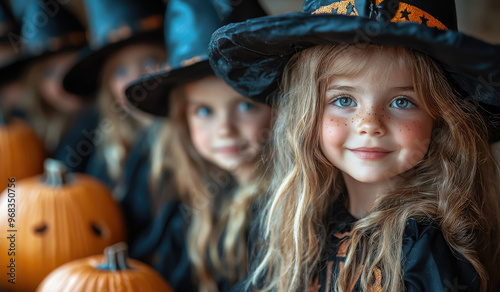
[{"x1": 402, "y1": 218, "x2": 480, "y2": 291}]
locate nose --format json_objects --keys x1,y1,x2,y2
[
  {"x1": 217, "y1": 111, "x2": 237, "y2": 137},
  {"x1": 356, "y1": 108, "x2": 387, "y2": 137}
]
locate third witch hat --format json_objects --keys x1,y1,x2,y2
[
  {"x1": 62, "y1": 0, "x2": 165, "y2": 96},
  {"x1": 124, "y1": 0, "x2": 267, "y2": 117},
  {"x1": 0, "y1": 0, "x2": 86, "y2": 85}
]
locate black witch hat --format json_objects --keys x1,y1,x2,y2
[
  {"x1": 0, "y1": 0, "x2": 86, "y2": 83},
  {"x1": 208, "y1": 0, "x2": 500, "y2": 142},
  {"x1": 124, "y1": 0, "x2": 267, "y2": 117},
  {"x1": 62, "y1": 0, "x2": 165, "y2": 96},
  {"x1": 0, "y1": 0, "x2": 19, "y2": 69},
  {"x1": 8, "y1": 0, "x2": 29, "y2": 23},
  {"x1": 0, "y1": 0, "x2": 17, "y2": 45}
]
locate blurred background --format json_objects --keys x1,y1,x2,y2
[{"x1": 58, "y1": 0, "x2": 500, "y2": 43}]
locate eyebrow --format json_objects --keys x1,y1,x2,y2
[
  {"x1": 326, "y1": 85, "x2": 415, "y2": 92},
  {"x1": 393, "y1": 86, "x2": 415, "y2": 92},
  {"x1": 326, "y1": 85, "x2": 357, "y2": 92}
]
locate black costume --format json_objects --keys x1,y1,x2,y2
[{"x1": 314, "y1": 199, "x2": 480, "y2": 292}]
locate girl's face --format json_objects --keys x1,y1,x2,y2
[
  {"x1": 185, "y1": 76, "x2": 271, "y2": 174},
  {"x1": 37, "y1": 51, "x2": 83, "y2": 114},
  {"x1": 103, "y1": 43, "x2": 165, "y2": 118},
  {"x1": 319, "y1": 50, "x2": 434, "y2": 184}
]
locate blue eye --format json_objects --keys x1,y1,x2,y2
[
  {"x1": 114, "y1": 66, "x2": 128, "y2": 78},
  {"x1": 332, "y1": 96, "x2": 356, "y2": 107},
  {"x1": 238, "y1": 101, "x2": 254, "y2": 112},
  {"x1": 196, "y1": 106, "x2": 212, "y2": 117},
  {"x1": 391, "y1": 98, "x2": 414, "y2": 109}
]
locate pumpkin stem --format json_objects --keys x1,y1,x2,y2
[
  {"x1": 97, "y1": 242, "x2": 131, "y2": 271},
  {"x1": 43, "y1": 159, "x2": 68, "y2": 186}
]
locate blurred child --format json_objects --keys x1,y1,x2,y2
[
  {"x1": 62, "y1": 0, "x2": 166, "y2": 187},
  {"x1": 2, "y1": 0, "x2": 88, "y2": 154},
  {"x1": 122, "y1": 0, "x2": 269, "y2": 290}
]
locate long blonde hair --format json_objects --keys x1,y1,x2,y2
[
  {"x1": 96, "y1": 67, "x2": 148, "y2": 182},
  {"x1": 251, "y1": 44, "x2": 500, "y2": 292},
  {"x1": 151, "y1": 81, "x2": 269, "y2": 292}
]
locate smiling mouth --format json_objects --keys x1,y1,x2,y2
[
  {"x1": 349, "y1": 147, "x2": 392, "y2": 160},
  {"x1": 216, "y1": 145, "x2": 246, "y2": 155}
]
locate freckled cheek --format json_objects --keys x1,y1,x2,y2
[
  {"x1": 394, "y1": 119, "x2": 433, "y2": 154},
  {"x1": 320, "y1": 115, "x2": 350, "y2": 152}
]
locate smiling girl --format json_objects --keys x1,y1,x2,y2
[
  {"x1": 121, "y1": 0, "x2": 269, "y2": 290},
  {"x1": 209, "y1": 0, "x2": 500, "y2": 291}
]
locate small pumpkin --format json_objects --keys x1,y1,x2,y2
[
  {"x1": 0, "y1": 159, "x2": 126, "y2": 292},
  {"x1": 0, "y1": 111, "x2": 46, "y2": 189},
  {"x1": 37, "y1": 242, "x2": 173, "y2": 292}
]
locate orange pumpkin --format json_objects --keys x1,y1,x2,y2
[
  {"x1": 37, "y1": 242, "x2": 173, "y2": 292},
  {"x1": 0, "y1": 113, "x2": 46, "y2": 190},
  {"x1": 0, "y1": 159, "x2": 126, "y2": 292}
]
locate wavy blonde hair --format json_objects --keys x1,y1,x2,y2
[
  {"x1": 151, "y1": 81, "x2": 269, "y2": 292},
  {"x1": 251, "y1": 44, "x2": 500, "y2": 292},
  {"x1": 96, "y1": 67, "x2": 149, "y2": 182}
]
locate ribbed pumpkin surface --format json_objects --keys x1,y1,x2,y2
[
  {"x1": 0, "y1": 173, "x2": 126, "y2": 291},
  {"x1": 0, "y1": 119, "x2": 46, "y2": 190},
  {"x1": 37, "y1": 255, "x2": 173, "y2": 292}
]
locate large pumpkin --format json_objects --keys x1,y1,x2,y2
[
  {"x1": 0, "y1": 159, "x2": 126, "y2": 292},
  {"x1": 37, "y1": 242, "x2": 173, "y2": 292},
  {"x1": 0, "y1": 113, "x2": 46, "y2": 190}
]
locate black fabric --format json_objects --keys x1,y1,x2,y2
[
  {"x1": 85, "y1": 146, "x2": 114, "y2": 189},
  {"x1": 314, "y1": 200, "x2": 480, "y2": 292},
  {"x1": 51, "y1": 105, "x2": 99, "y2": 173},
  {"x1": 117, "y1": 125, "x2": 194, "y2": 291}
]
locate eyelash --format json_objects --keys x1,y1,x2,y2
[
  {"x1": 391, "y1": 96, "x2": 417, "y2": 109},
  {"x1": 329, "y1": 95, "x2": 356, "y2": 107},
  {"x1": 328, "y1": 95, "x2": 418, "y2": 109}
]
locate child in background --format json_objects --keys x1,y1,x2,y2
[
  {"x1": 62, "y1": 0, "x2": 165, "y2": 187},
  {"x1": 123, "y1": 0, "x2": 269, "y2": 290},
  {"x1": 0, "y1": 0, "x2": 24, "y2": 118},
  {"x1": 0, "y1": 0, "x2": 88, "y2": 154},
  {"x1": 209, "y1": 0, "x2": 500, "y2": 291}
]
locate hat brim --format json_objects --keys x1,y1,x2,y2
[
  {"x1": 63, "y1": 29, "x2": 163, "y2": 97},
  {"x1": 125, "y1": 60, "x2": 213, "y2": 116},
  {"x1": 209, "y1": 13, "x2": 500, "y2": 108},
  {"x1": 0, "y1": 47, "x2": 82, "y2": 86},
  {"x1": 0, "y1": 54, "x2": 29, "y2": 85}
]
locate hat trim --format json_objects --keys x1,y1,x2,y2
[{"x1": 312, "y1": 1, "x2": 447, "y2": 30}]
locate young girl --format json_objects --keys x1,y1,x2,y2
[
  {"x1": 62, "y1": 0, "x2": 166, "y2": 187},
  {"x1": 209, "y1": 0, "x2": 500, "y2": 291},
  {"x1": 4, "y1": 0, "x2": 89, "y2": 154},
  {"x1": 122, "y1": 0, "x2": 269, "y2": 290}
]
